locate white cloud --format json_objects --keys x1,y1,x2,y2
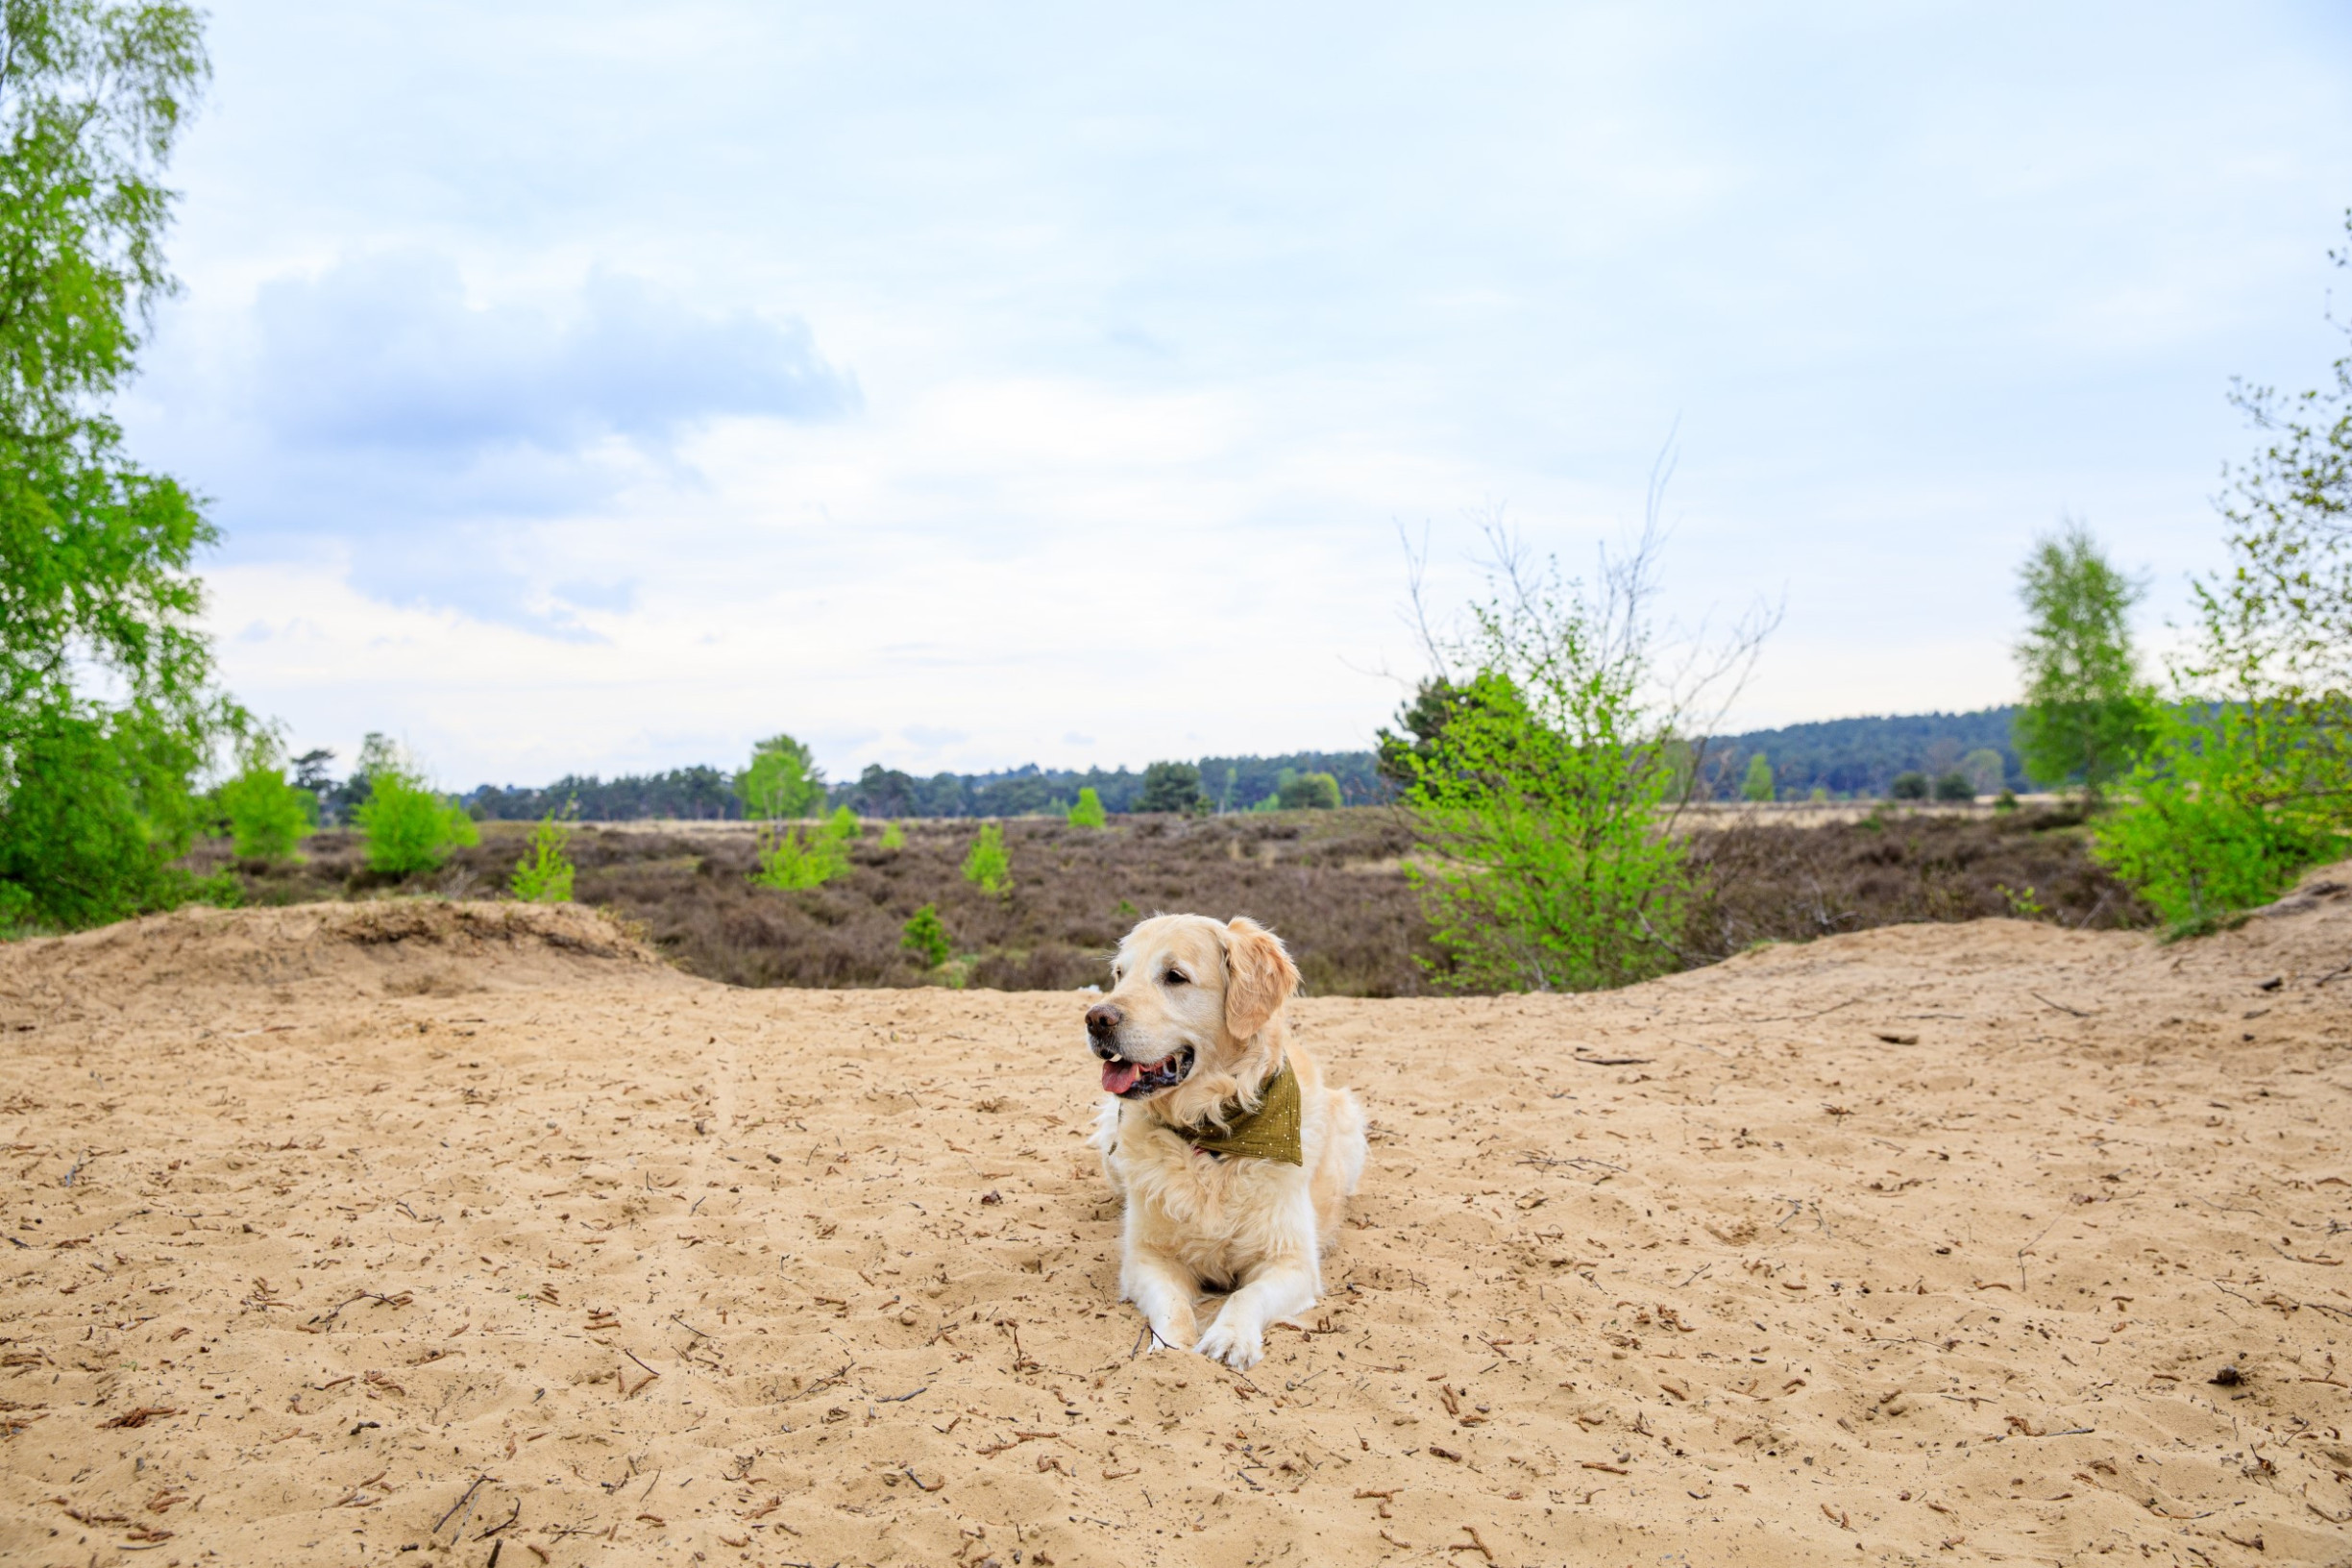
[{"x1": 126, "y1": 0, "x2": 2352, "y2": 783}]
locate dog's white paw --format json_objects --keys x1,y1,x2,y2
[
  {"x1": 1194, "y1": 1319, "x2": 1263, "y2": 1371},
  {"x1": 1139, "y1": 1316, "x2": 1193, "y2": 1355}
]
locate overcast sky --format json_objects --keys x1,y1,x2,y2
[{"x1": 122, "y1": 2, "x2": 2352, "y2": 787}]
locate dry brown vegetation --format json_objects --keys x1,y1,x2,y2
[{"x1": 187, "y1": 804, "x2": 2148, "y2": 994}]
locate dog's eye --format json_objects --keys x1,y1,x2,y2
[{"x1": 1163, "y1": 969, "x2": 1188, "y2": 986}]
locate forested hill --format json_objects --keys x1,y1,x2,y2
[
  {"x1": 1703, "y1": 706, "x2": 2026, "y2": 798},
  {"x1": 461, "y1": 709, "x2": 2025, "y2": 820}
]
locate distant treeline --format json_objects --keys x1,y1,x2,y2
[
  {"x1": 1699, "y1": 707, "x2": 2028, "y2": 799},
  {"x1": 464, "y1": 750, "x2": 1396, "y2": 822},
  {"x1": 458, "y1": 711, "x2": 2029, "y2": 821}
]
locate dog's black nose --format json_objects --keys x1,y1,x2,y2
[{"x1": 1086, "y1": 1002, "x2": 1123, "y2": 1037}]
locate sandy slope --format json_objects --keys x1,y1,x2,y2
[{"x1": 1, "y1": 885, "x2": 2349, "y2": 1568}]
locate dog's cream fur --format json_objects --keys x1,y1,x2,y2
[{"x1": 1087, "y1": 915, "x2": 1366, "y2": 1369}]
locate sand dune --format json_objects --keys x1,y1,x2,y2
[{"x1": 2, "y1": 884, "x2": 2349, "y2": 1567}]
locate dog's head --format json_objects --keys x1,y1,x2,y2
[{"x1": 1084, "y1": 914, "x2": 1299, "y2": 1107}]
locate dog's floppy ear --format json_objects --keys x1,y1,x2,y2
[{"x1": 1222, "y1": 917, "x2": 1299, "y2": 1041}]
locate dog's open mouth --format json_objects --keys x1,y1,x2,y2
[{"x1": 1102, "y1": 1046, "x2": 1193, "y2": 1099}]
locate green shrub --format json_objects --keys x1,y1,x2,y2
[
  {"x1": 355, "y1": 767, "x2": 479, "y2": 875},
  {"x1": 1931, "y1": 771, "x2": 1974, "y2": 802},
  {"x1": 509, "y1": 812, "x2": 576, "y2": 903},
  {"x1": 1994, "y1": 789, "x2": 2020, "y2": 813},
  {"x1": 963, "y1": 822, "x2": 1013, "y2": 895},
  {"x1": 217, "y1": 750, "x2": 311, "y2": 862},
  {"x1": 0, "y1": 704, "x2": 224, "y2": 932},
  {"x1": 1066, "y1": 787, "x2": 1108, "y2": 828},
  {"x1": 2093, "y1": 703, "x2": 2346, "y2": 935},
  {"x1": 878, "y1": 820, "x2": 906, "y2": 850},
  {"x1": 901, "y1": 902, "x2": 951, "y2": 968},
  {"x1": 824, "y1": 803, "x2": 860, "y2": 842},
  {"x1": 1739, "y1": 752, "x2": 1775, "y2": 802},
  {"x1": 1889, "y1": 772, "x2": 1929, "y2": 800},
  {"x1": 1276, "y1": 772, "x2": 1342, "y2": 810},
  {"x1": 749, "y1": 823, "x2": 846, "y2": 890}
]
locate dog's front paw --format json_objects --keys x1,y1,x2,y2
[{"x1": 1194, "y1": 1319, "x2": 1264, "y2": 1371}]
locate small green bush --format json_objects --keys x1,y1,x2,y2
[
  {"x1": 2092, "y1": 703, "x2": 2346, "y2": 935},
  {"x1": 355, "y1": 767, "x2": 479, "y2": 875},
  {"x1": 1277, "y1": 772, "x2": 1342, "y2": 810},
  {"x1": 878, "y1": 820, "x2": 906, "y2": 850},
  {"x1": 1931, "y1": 771, "x2": 1974, "y2": 802},
  {"x1": 1994, "y1": 789, "x2": 2020, "y2": 813},
  {"x1": 509, "y1": 812, "x2": 576, "y2": 903},
  {"x1": 1888, "y1": 772, "x2": 1929, "y2": 801},
  {"x1": 901, "y1": 902, "x2": 951, "y2": 968},
  {"x1": 217, "y1": 752, "x2": 312, "y2": 862},
  {"x1": 1740, "y1": 753, "x2": 1775, "y2": 802},
  {"x1": 963, "y1": 822, "x2": 1012, "y2": 895},
  {"x1": 1066, "y1": 787, "x2": 1108, "y2": 828},
  {"x1": 750, "y1": 823, "x2": 847, "y2": 890}
]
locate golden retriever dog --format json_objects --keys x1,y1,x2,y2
[{"x1": 1086, "y1": 915, "x2": 1366, "y2": 1369}]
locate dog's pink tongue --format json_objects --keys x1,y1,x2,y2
[{"x1": 1102, "y1": 1061, "x2": 1142, "y2": 1095}]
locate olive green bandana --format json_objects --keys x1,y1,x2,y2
[{"x1": 1177, "y1": 1060, "x2": 1303, "y2": 1165}]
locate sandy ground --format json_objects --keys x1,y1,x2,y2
[{"x1": 2, "y1": 887, "x2": 2350, "y2": 1568}]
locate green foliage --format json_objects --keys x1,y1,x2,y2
[
  {"x1": 0, "y1": 703, "x2": 202, "y2": 930},
  {"x1": 900, "y1": 902, "x2": 950, "y2": 968},
  {"x1": 962, "y1": 821, "x2": 1012, "y2": 895},
  {"x1": 508, "y1": 811, "x2": 576, "y2": 904},
  {"x1": 1137, "y1": 761, "x2": 1206, "y2": 815},
  {"x1": 1932, "y1": 772, "x2": 1974, "y2": 802},
  {"x1": 737, "y1": 733, "x2": 826, "y2": 820},
  {"x1": 1889, "y1": 771, "x2": 1928, "y2": 800},
  {"x1": 2011, "y1": 519, "x2": 2154, "y2": 796},
  {"x1": 1994, "y1": 789, "x2": 2020, "y2": 813},
  {"x1": 1739, "y1": 752, "x2": 1775, "y2": 802},
  {"x1": 1400, "y1": 655, "x2": 1688, "y2": 992},
  {"x1": 1276, "y1": 772, "x2": 1341, "y2": 810},
  {"x1": 2095, "y1": 702, "x2": 2346, "y2": 934},
  {"x1": 355, "y1": 758, "x2": 479, "y2": 876},
  {"x1": 1392, "y1": 524, "x2": 1723, "y2": 996},
  {"x1": 216, "y1": 743, "x2": 310, "y2": 863},
  {"x1": 749, "y1": 822, "x2": 846, "y2": 890},
  {"x1": 1996, "y1": 883, "x2": 2046, "y2": 919},
  {"x1": 0, "y1": 1, "x2": 242, "y2": 933},
  {"x1": 1066, "y1": 786, "x2": 1108, "y2": 828},
  {"x1": 877, "y1": 820, "x2": 906, "y2": 850},
  {"x1": 2093, "y1": 217, "x2": 2352, "y2": 929}
]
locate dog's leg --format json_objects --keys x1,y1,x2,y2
[
  {"x1": 1194, "y1": 1254, "x2": 1316, "y2": 1372},
  {"x1": 1121, "y1": 1246, "x2": 1198, "y2": 1353}
]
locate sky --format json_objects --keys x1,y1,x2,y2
[{"x1": 120, "y1": 1, "x2": 2352, "y2": 787}]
